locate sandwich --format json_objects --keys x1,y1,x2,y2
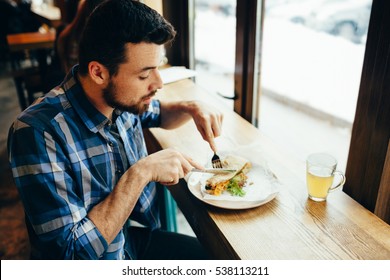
[{"x1": 205, "y1": 155, "x2": 251, "y2": 196}]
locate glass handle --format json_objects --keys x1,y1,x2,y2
[{"x1": 329, "y1": 171, "x2": 346, "y2": 193}]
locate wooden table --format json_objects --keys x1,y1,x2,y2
[
  {"x1": 146, "y1": 78, "x2": 390, "y2": 260},
  {"x1": 6, "y1": 31, "x2": 55, "y2": 52},
  {"x1": 7, "y1": 31, "x2": 56, "y2": 110}
]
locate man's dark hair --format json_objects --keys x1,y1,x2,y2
[
  {"x1": 78, "y1": 0, "x2": 176, "y2": 76},
  {"x1": 86, "y1": 0, "x2": 106, "y2": 14}
]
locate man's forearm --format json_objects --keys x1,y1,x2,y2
[
  {"x1": 87, "y1": 165, "x2": 149, "y2": 244},
  {"x1": 159, "y1": 100, "x2": 194, "y2": 129}
]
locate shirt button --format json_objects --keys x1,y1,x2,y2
[
  {"x1": 122, "y1": 254, "x2": 125, "y2": 260},
  {"x1": 116, "y1": 170, "x2": 122, "y2": 174},
  {"x1": 108, "y1": 141, "x2": 114, "y2": 147}
]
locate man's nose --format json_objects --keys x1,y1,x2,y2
[{"x1": 150, "y1": 69, "x2": 163, "y2": 91}]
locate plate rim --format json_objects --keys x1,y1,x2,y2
[{"x1": 186, "y1": 172, "x2": 278, "y2": 210}]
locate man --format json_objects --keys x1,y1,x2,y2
[{"x1": 8, "y1": 0, "x2": 222, "y2": 259}]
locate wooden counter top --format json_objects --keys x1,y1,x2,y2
[
  {"x1": 147, "y1": 78, "x2": 390, "y2": 260},
  {"x1": 7, "y1": 32, "x2": 55, "y2": 52}
]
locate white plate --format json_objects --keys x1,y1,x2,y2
[{"x1": 186, "y1": 171, "x2": 279, "y2": 210}]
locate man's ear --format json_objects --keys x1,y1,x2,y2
[{"x1": 88, "y1": 61, "x2": 109, "y2": 86}]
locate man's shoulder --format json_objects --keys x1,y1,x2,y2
[{"x1": 15, "y1": 89, "x2": 73, "y2": 131}]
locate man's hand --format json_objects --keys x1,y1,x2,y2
[
  {"x1": 187, "y1": 101, "x2": 223, "y2": 153},
  {"x1": 160, "y1": 100, "x2": 224, "y2": 153},
  {"x1": 136, "y1": 148, "x2": 203, "y2": 185}
]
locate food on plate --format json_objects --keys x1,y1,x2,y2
[{"x1": 205, "y1": 155, "x2": 251, "y2": 196}]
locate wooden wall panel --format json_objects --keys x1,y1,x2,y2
[
  {"x1": 375, "y1": 140, "x2": 390, "y2": 222},
  {"x1": 162, "y1": 0, "x2": 190, "y2": 68},
  {"x1": 345, "y1": 0, "x2": 390, "y2": 224},
  {"x1": 233, "y1": 0, "x2": 258, "y2": 122}
]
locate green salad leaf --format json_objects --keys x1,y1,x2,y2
[{"x1": 227, "y1": 174, "x2": 246, "y2": 197}]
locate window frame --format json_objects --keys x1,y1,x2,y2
[
  {"x1": 344, "y1": 0, "x2": 390, "y2": 223},
  {"x1": 233, "y1": 0, "x2": 258, "y2": 123}
]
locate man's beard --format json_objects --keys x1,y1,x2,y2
[{"x1": 103, "y1": 80, "x2": 154, "y2": 115}]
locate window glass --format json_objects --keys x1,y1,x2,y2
[
  {"x1": 258, "y1": 0, "x2": 372, "y2": 171},
  {"x1": 193, "y1": 0, "x2": 236, "y2": 108}
]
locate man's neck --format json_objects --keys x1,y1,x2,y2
[{"x1": 77, "y1": 73, "x2": 114, "y2": 120}]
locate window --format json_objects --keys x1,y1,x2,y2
[
  {"x1": 258, "y1": 0, "x2": 372, "y2": 171},
  {"x1": 192, "y1": 0, "x2": 237, "y2": 108}
]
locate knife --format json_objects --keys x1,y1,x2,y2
[{"x1": 191, "y1": 168, "x2": 236, "y2": 174}]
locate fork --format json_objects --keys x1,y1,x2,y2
[{"x1": 211, "y1": 152, "x2": 223, "y2": 168}]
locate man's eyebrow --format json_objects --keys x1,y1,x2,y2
[{"x1": 140, "y1": 66, "x2": 158, "y2": 72}]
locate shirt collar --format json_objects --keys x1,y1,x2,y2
[{"x1": 63, "y1": 65, "x2": 111, "y2": 133}]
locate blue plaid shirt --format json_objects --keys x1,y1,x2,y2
[{"x1": 8, "y1": 66, "x2": 161, "y2": 259}]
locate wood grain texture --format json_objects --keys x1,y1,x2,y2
[{"x1": 147, "y1": 79, "x2": 390, "y2": 259}]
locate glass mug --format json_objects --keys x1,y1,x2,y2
[{"x1": 306, "y1": 153, "x2": 346, "y2": 202}]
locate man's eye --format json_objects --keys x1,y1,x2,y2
[{"x1": 139, "y1": 75, "x2": 149, "y2": 80}]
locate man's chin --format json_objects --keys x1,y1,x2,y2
[{"x1": 121, "y1": 104, "x2": 148, "y2": 115}]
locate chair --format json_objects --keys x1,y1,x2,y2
[
  {"x1": 158, "y1": 185, "x2": 178, "y2": 232},
  {"x1": 8, "y1": 28, "x2": 66, "y2": 110},
  {"x1": 12, "y1": 66, "x2": 44, "y2": 110}
]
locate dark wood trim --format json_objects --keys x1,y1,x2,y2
[
  {"x1": 375, "y1": 140, "x2": 390, "y2": 222},
  {"x1": 162, "y1": 0, "x2": 190, "y2": 68},
  {"x1": 233, "y1": 0, "x2": 258, "y2": 122},
  {"x1": 345, "y1": 0, "x2": 390, "y2": 223}
]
